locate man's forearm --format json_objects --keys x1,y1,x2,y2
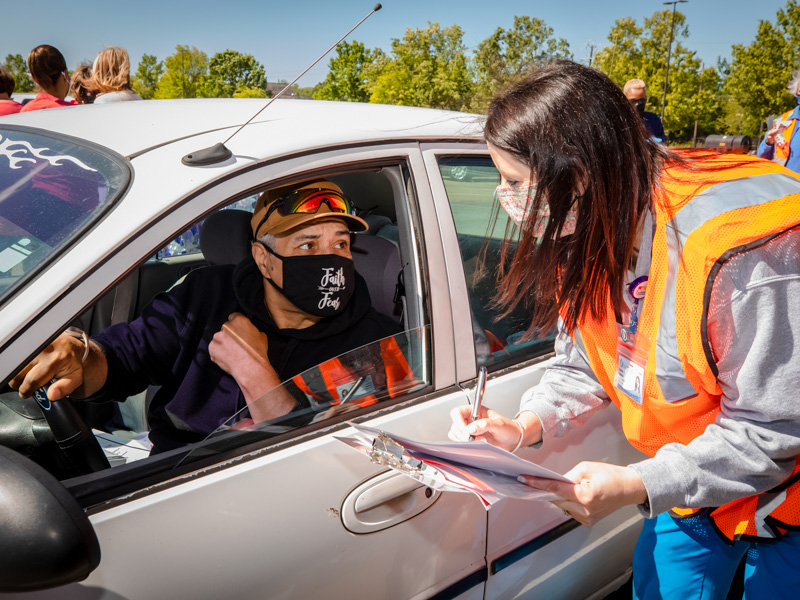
[{"x1": 234, "y1": 366, "x2": 297, "y2": 423}]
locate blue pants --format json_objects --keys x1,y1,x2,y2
[{"x1": 632, "y1": 512, "x2": 800, "y2": 600}]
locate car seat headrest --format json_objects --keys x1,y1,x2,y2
[{"x1": 199, "y1": 209, "x2": 252, "y2": 266}]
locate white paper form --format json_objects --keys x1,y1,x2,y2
[{"x1": 336, "y1": 422, "x2": 572, "y2": 508}]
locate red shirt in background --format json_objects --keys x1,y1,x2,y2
[
  {"x1": 0, "y1": 99, "x2": 23, "y2": 116},
  {"x1": 19, "y1": 93, "x2": 77, "y2": 112}
]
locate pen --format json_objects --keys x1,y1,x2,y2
[{"x1": 469, "y1": 366, "x2": 488, "y2": 441}]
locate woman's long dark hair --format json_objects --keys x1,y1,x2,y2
[{"x1": 485, "y1": 60, "x2": 674, "y2": 333}]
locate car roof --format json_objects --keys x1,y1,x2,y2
[{"x1": 0, "y1": 99, "x2": 485, "y2": 159}]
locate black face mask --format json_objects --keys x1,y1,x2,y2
[
  {"x1": 262, "y1": 244, "x2": 355, "y2": 317},
  {"x1": 631, "y1": 98, "x2": 646, "y2": 116}
]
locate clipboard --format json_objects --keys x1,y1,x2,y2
[{"x1": 336, "y1": 422, "x2": 570, "y2": 509}]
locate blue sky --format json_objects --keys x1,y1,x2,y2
[{"x1": 1, "y1": 0, "x2": 793, "y2": 85}]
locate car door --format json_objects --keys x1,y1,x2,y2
[
  {"x1": 1, "y1": 141, "x2": 506, "y2": 600},
  {"x1": 421, "y1": 146, "x2": 648, "y2": 599}
]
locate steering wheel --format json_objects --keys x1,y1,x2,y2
[
  {"x1": 0, "y1": 387, "x2": 109, "y2": 478},
  {"x1": 31, "y1": 385, "x2": 110, "y2": 475}
]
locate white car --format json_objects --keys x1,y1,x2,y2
[{"x1": 0, "y1": 99, "x2": 645, "y2": 599}]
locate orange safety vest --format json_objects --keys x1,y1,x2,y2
[
  {"x1": 576, "y1": 154, "x2": 800, "y2": 542},
  {"x1": 292, "y1": 336, "x2": 415, "y2": 410},
  {"x1": 773, "y1": 109, "x2": 797, "y2": 166}
]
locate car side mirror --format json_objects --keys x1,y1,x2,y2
[{"x1": 0, "y1": 445, "x2": 100, "y2": 592}]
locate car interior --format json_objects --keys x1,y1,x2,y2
[
  {"x1": 0, "y1": 156, "x2": 556, "y2": 497},
  {"x1": 0, "y1": 165, "x2": 428, "y2": 485}
]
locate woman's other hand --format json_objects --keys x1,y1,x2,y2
[{"x1": 518, "y1": 461, "x2": 648, "y2": 526}]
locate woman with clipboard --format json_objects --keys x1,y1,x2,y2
[{"x1": 449, "y1": 60, "x2": 800, "y2": 600}]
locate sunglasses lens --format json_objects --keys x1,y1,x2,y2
[{"x1": 277, "y1": 189, "x2": 353, "y2": 216}]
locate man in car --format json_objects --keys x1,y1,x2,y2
[{"x1": 10, "y1": 180, "x2": 402, "y2": 453}]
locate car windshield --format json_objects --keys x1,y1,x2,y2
[
  {"x1": 177, "y1": 326, "x2": 430, "y2": 466},
  {"x1": 0, "y1": 126, "x2": 130, "y2": 305}
]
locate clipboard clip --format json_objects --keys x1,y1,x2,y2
[{"x1": 369, "y1": 432, "x2": 428, "y2": 480}]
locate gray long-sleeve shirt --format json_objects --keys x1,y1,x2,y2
[{"x1": 519, "y1": 224, "x2": 800, "y2": 519}]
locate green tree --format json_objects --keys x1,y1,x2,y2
[
  {"x1": 368, "y1": 22, "x2": 473, "y2": 111},
  {"x1": 594, "y1": 10, "x2": 719, "y2": 142},
  {"x1": 723, "y1": 0, "x2": 800, "y2": 136},
  {"x1": 313, "y1": 40, "x2": 375, "y2": 102},
  {"x1": 472, "y1": 16, "x2": 572, "y2": 111},
  {"x1": 233, "y1": 87, "x2": 267, "y2": 98},
  {"x1": 154, "y1": 45, "x2": 208, "y2": 99},
  {"x1": 203, "y1": 50, "x2": 266, "y2": 98},
  {"x1": 2, "y1": 53, "x2": 35, "y2": 93},
  {"x1": 594, "y1": 17, "x2": 643, "y2": 87},
  {"x1": 131, "y1": 54, "x2": 163, "y2": 100},
  {"x1": 295, "y1": 85, "x2": 317, "y2": 97},
  {"x1": 362, "y1": 48, "x2": 390, "y2": 96}
]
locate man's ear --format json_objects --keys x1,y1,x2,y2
[{"x1": 251, "y1": 242, "x2": 273, "y2": 279}]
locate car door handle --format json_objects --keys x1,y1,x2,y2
[
  {"x1": 341, "y1": 470, "x2": 441, "y2": 534},
  {"x1": 354, "y1": 473, "x2": 424, "y2": 512}
]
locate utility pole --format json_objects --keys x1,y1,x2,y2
[
  {"x1": 692, "y1": 62, "x2": 703, "y2": 148},
  {"x1": 661, "y1": 0, "x2": 688, "y2": 121},
  {"x1": 609, "y1": 33, "x2": 618, "y2": 79},
  {"x1": 181, "y1": 47, "x2": 186, "y2": 99},
  {"x1": 585, "y1": 41, "x2": 598, "y2": 67}
]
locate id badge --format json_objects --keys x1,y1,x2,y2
[
  {"x1": 615, "y1": 326, "x2": 650, "y2": 404},
  {"x1": 614, "y1": 328, "x2": 647, "y2": 404},
  {"x1": 614, "y1": 275, "x2": 650, "y2": 403}
]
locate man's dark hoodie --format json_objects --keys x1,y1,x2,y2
[{"x1": 93, "y1": 259, "x2": 400, "y2": 453}]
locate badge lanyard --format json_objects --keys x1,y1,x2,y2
[
  {"x1": 613, "y1": 210, "x2": 655, "y2": 404},
  {"x1": 621, "y1": 276, "x2": 647, "y2": 342},
  {"x1": 614, "y1": 275, "x2": 650, "y2": 404}
]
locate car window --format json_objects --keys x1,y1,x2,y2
[
  {"x1": 46, "y1": 163, "x2": 425, "y2": 495},
  {"x1": 438, "y1": 156, "x2": 556, "y2": 369},
  {"x1": 155, "y1": 195, "x2": 260, "y2": 258},
  {"x1": 178, "y1": 326, "x2": 430, "y2": 464},
  {"x1": 0, "y1": 126, "x2": 130, "y2": 305}
]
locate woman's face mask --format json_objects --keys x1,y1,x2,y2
[{"x1": 496, "y1": 184, "x2": 577, "y2": 238}]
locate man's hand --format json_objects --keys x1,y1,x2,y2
[
  {"x1": 518, "y1": 461, "x2": 648, "y2": 527},
  {"x1": 209, "y1": 313, "x2": 272, "y2": 378},
  {"x1": 209, "y1": 313, "x2": 290, "y2": 420},
  {"x1": 9, "y1": 332, "x2": 103, "y2": 401},
  {"x1": 448, "y1": 405, "x2": 542, "y2": 452},
  {"x1": 765, "y1": 120, "x2": 787, "y2": 146}
]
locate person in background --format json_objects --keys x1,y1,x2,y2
[
  {"x1": 758, "y1": 70, "x2": 800, "y2": 171},
  {"x1": 20, "y1": 45, "x2": 77, "y2": 112},
  {"x1": 91, "y1": 47, "x2": 142, "y2": 103},
  {"x1": 623, "y1": 78, "x2": 667, "y2": 143},
  {"x1": 0, "y1": 66, "x2": 23, "y2": 116},
  {"x1": 450, "y1": 60, "x2": 800, "y2": 599},
  {"x1": 70, "y1": 64, "x2": 97, "y2": 104}
]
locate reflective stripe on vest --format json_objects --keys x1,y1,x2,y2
[
  {"x1": 292, "y1": 336, "x2": 413, "y2": 409},
  {"x1": 656, "y1": 171, "x2": 800, "y2": 401}
]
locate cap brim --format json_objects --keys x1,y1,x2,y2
[{"x1": 266, "y1": 212, "x2": 369, "y2": 236}]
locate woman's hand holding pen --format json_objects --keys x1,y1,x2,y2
[
  {"x1": 448, "y1": 402, "x2": 649, "y2": 526},
  {"x1": 448, "y1": 406, "x2": 543, "y2": 453}
]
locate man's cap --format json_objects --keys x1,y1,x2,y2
[{"x1": 250, "y1": 179, "x2": 369, "y2": 238}]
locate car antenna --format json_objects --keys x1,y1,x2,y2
[{"x1": 182, "y1": 3, "x2": 383, "y2": 167}]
